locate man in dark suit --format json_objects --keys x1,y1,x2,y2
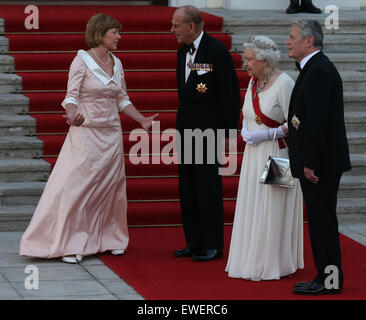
[
  {"x1": 286, "y1": 19, "x2": 351, "y2": 295},
  {"x1": 170, "y1": 5, "x2": 241, "y2": 262}
]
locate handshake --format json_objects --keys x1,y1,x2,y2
[{"x1": 241, "y1": 120, "x2": 287, "y2": 145}]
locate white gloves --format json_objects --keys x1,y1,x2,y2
[{"x1": 241, "y1": 120, "x2": 286, "y2": 145}]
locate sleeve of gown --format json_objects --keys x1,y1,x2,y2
[
  {"x1": 116, "y1": 59, "x2": 132, "y2": 112},
  {"x1": 278, "y1": 75, "x2": 295, "y2": 128},
  {"x1": 61, "y1": 55, "x2": 86, "y2": 109}
]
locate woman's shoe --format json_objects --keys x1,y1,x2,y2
[
  {"x1": 111, "y1": 249, "x2": 125, "y2": 255},
  {"x1": 76, "y1": 255, "x2": 83, "y2": 262},
  {"x1": 61, "y1": 256, "x2": 78, "y2": 264}
]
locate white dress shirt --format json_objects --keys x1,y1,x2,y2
[
  {"x1": 299, "y1": 50, "x2": 321, "y2": 70},
  {"x1": 185, "y1": 31, "x2": 204, "y2": 83}
]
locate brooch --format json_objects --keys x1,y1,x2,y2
[
  {"x1": 196, "y1": 82, "x2": 207, "y2": 94},
  {"x1": 255, "y1": 115, "x2": 262, "y2": 125},
  {"x1": 291, "y1": 115, "x2": 301, "y2": 130}
]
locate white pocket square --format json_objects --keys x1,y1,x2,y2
[{"x1": 197, "y1": 70, "x2": 208, "y2": 75}]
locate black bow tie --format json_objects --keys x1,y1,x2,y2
[
  {"x1": 187, "y1": 43, "x2": 196, "y2": 55},
  {"x1": 295, "y1": 62, "x2": 302, "y2": 72}
]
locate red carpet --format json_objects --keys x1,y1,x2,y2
[{"x1": 98, "y1": 225, "x2": 366, "y2": 300}]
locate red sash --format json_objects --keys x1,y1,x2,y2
[{"x1": 251, "y1": 77, "x2": 287, "y2": 149}]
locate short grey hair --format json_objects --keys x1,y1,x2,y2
[
  {"x1": 179, "y1": 5, "x2": 204, "y2": 30},
  {"x1": 291, "y1": 18, "x2": 324, "y2": 49},
  {"x1": 243, "y1": 35, "x2": 281, "y2": 67}
]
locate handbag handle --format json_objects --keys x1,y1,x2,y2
[{"x1": 270, "y1": 127, "x2": 289, "y2": 155}]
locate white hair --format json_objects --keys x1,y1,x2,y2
[{"x1": 243, "y1": 35, "x2": 281, "y2": 67}]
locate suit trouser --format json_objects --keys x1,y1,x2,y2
[
  {"x1": 178, "y1": 163, "x2": 224, "y2": 250},
  {"x1": 299, "y1": 173, "x2": 344, "y2": 287}
]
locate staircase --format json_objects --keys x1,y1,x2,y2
[
  {"x1": 204, "y1": 8, "x2": 366, "y2": 215},
  {"x1": 0, "y1": 4, "x2": 249, "y2": 231},
  {"x1": 0, "y1": 19, "x2": 50, "y2": 231}
]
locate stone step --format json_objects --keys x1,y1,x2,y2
[
  {"x1": 0, "y1": 73, "x2": 21, "y2": 93},
  {"x1": 0, "y1": 18, "x2": 3, "y2": 34},
  {"x1": 0, "y1": 115, "x2": 36, "y2": 136},
  {"x1": 279, "y1": 53, "x2": 366, "y2": 72},
  {"x1": 344, "y1": 153, "x2": 366, "y2": 175},
  {"x1": 343, "y1": 92, "x2": 366, "y2": 112},
  {"x1": 232, "y1": 34, "x2": 366, "y2": 54},
  {"x1": 336, "y1": 198, "x2": 366, "y2": 215},
  {"x1": 287, "y1": 70, "x2": 366, "y2": 91},
  {"x1": 345, "y1": 111, "x2": 366, "y2": 132},
  {"x1": 216, "y1": 10, "x2": 366, "y2": 35},
  {"x1": 0, "y1": 205, "x2": 35, "y2": 231},
  {"x1": 0, "y1": 36, "x2": 8, "y2": 53},
  {"x1": 338, "y1": 175, "x2": 366, "y2": 198},
  {"x1": 347, "y1": 132, "x2": 366, "y2": 153},
  {"x1": 236, "y1": 51, "x2": 366, "y2": 72},
  {"x1": 0, "y1": 54, "x2": 14, "y2": 73},
  {"x1": 0, "y1": 181, "x2": 45, "y2": 206},
  {"x1": 0, "y1": 158, "x2": 50, "y2": 182},
  {"x1": 0, "y1": 93, "x2": 29, "y2": 115},
  {"x1": 0, "y1": 136, "x2": 43, "y2": 158}
]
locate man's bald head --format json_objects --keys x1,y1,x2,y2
[{"x1": 177, "y1": 5, "x2": 204, "y2": 30}]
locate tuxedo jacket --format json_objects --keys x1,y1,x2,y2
[
  {"x1": 288, "y1": 51, "x2": 351, "y2": 178},
  {"x1": 176, "y1": 32, "x2": 241, "y2": 136}
]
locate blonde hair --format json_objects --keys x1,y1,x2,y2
[{"x1": 85, "y1": 14, "x2": 121, "y2": 48}]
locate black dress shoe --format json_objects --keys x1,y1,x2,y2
[
  {"x1": 294, "y1": 279, "x2": 317, "y2": 288},
  {"x1": 300, "y1": 0, "x2": 321, "y2": 13},
  {"x1": 293, "y1": 281, "x2": 342, "y2": 295},
  {"x1": 192, "y1": 249, "x2": 223, "y2": 262},
  {"x1": 286, "y1": 0, "x2": 299, "y2": 14},
  {"x1": 173, "y1": 246, "x2": 193, "y2": 257}
]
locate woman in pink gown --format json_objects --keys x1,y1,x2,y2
[{"x1": 19, "y1": 14, "x2": 157, "y2": 263}]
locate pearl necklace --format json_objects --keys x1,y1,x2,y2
[{"x1": 91, "y1": 48, "x2": 110, "y2": 66}]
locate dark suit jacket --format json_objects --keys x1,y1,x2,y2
[
  {"x1": 176, "y1": 32, "x2": 241, "y2": 136},
  {"x1": 288, "y1": 51, "x2": 351, "y2": 178}
]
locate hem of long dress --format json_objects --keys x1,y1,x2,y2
[
  {"x1": 19, "y1": 246, "x2": 128, "y2": 259},
  {"x1": 225, "y1": 267, "x2": 304, "y2": 282}
]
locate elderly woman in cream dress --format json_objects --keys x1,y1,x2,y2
[
  {"x1": 19, "y1": 14, "x2": 157, "y2": 263},
  {"x1": 225, "y1": 35, "x2": 303, "y2": 281}
]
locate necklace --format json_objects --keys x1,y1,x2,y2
[
  {"x1": 252, "y1": 69, "x2": 275, "y2": 98},
  {"x1": 91, "y1": 48, "x2": 110, "y2": 66}
]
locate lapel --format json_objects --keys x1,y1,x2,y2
[
  {"x1": 178, "y1": 46, "x2": 187, "y2": 92},
  {"x1": 289, "y1": 51, "x2": 324, "y2": 113}
]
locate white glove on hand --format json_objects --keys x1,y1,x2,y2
[
  {"x1": 241, "y1": 120, "x2": 251, "y2": 143},
  {"x1": 241, "y1": 121, "x2": 286, "y2": 146}
]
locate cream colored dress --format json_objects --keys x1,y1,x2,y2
[
  {"x1": 19, "y1": 50, "x2": 131, "y2": 258},
  {"x1": 225, "y1": 73, "x2": 304, "y2": 281}
]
